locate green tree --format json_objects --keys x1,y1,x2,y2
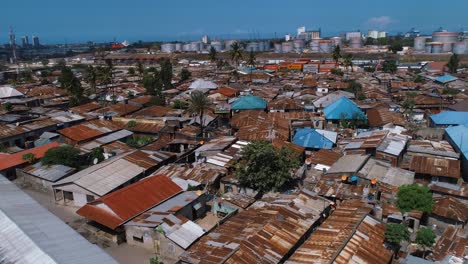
[
  {"x1": 246, "y1": 51, "x2": 256, "y2": 81},
  {"x1": 126, "y1": 120, "x2": 137, "y2": 128},
  {"x1": 347, "y1": 80, "x2": 362, "y2": 96},
  {"x1": 137, "y1": 61, "x2": 145, "y2": 77},
  {"x1": 159, "y1": 59, "x2": 173, "y2": 89},
  {"x1": 88, "y1": 147, "x2": 105, "y2": 164},
  {"x1": 85, "y1": 65, "x2": 97, "y2": 94},
  {"x1": 447, "y1": 54, "x2": 459, "y2": 74},
  {"x1": 3, "y1": 102, "x2": 13, "y2": 112},
  {"x1": 382, "y1": 60, "x2": 397, "y2": 73},
  {"x1": 180, "y1": 68, "x2": 191, "y2": 82},
  {"x1": 42, "y1": 146, "x2": 81, "y2": 168},
  {"x1": 343, "y1": 54, "x2": 353, "y2": 72},
  {"x1": 414, "y1": 75, "x2": 424, "y2": 83},
  {"x1": 332, "y1": 45, "x2": 341, "y2": 64},
  {"x1": 150, "y1": 256, "x2": 163, "y2": 264},
  {"x1": 58, "y1": 66, "x2": 85, "y2": 106},
  {"x1": 188, "y1": 91, "x2": 210, "y2": 138},
  {"x1": 416, "y1": 227, "x2": 436, "y2": 258},
  {"x1": 385, "y1": 223, "x2": 410, "y2": 254},
  {"x1": 396, "y1": 184, "x2": 434, "y2": 214},
  {"x1": 390, "y1": 43, "x2": 403, "y2": 53},
  {"x1": 172, "y1": 99, "x2": 188, "y2": 110},
  {"x1": 235, "y1": 141, "x2": 299, "y2": 193},
  {"x1": 41, "y1": 59, "x2": 49, "y2": 67},
  {"x1": 22, "y1": 153, "x2": 36, "y2": 164},
  {"x1": 209, "y1": 46, "x2": 217, "y2": 62},
  {"x1": 331, "y1": 68, "x2": 344, "y2": 76},
  {"x1": 230, "y1": 42, "x2": 243, "y2": 68},
  {"x1": 128, "y1": 67, "x2": 135, "y2": 75}
]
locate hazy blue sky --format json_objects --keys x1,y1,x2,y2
[{"x1": 1, "y1": 0, "x2": 467, "y2": 44}]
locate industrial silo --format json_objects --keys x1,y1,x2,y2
[
  {"x1": 274, "y1": 43, "x2": 283, "y2": 53},
  {"x1": 282, "y1": 42, "x2": 293, "y2": 53},
  {"x1": 429, "y1": 42, "x2": 443, "y2": 53},
  {"x1": 331, "y1": 37, "x2": 342, "y2": 47},
  {"x1": 350, "y1": 37, "x2": 362, "y2": 49},
  {"x1": 293, "y1": 39, "x2": 305, "y2": 52},
  {"x1": 432, "y1": 31, "x2": 459, "y2": 52},
  {"x1": 414, "y1": 37, "x2": 426, "y2": 51},
  {"x1": 245, "y1": 42, "x2": 259, "y2": 52},
  {"x1": 211, "y1": 41, "x2": 223, "y2": 52},
  {"x1": 319, "y1": 40, "x2": 333, "y2": 53},
  {"x1": 425, "y1": 43, "x2": 432, "y2": 53},
  {"x1": 453, "y1": 41, "x2": 468, "y2": 54},
  {"x1": 258, "y1": 41, "x2": 266, "y2": 52},
  {"x1": 191, "y1": 42, "x2": 202, "y2": 52},
  {"x1": 161, "y1": 43, "x2": 176, "y2": 53},
  {"x1": 182, "y1": 43, "x2": 191, "y2": 52},
  {"x1": 310, "y1": 38, "x2": 321, "y2": 52},
  {"x1": 224, "y1": 40, "x2": 237, "y2": 51}
]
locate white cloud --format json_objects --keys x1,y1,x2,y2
[{"x1": 366, "y1": 16, "x2": 396, "y2": 29}]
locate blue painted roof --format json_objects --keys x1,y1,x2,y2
[
  {"x1": 231, "y1": 95, "x2": 267, "y2": 110},
  {"x1": 445, "y1": 124, "x2": 468, "y2": 158},
  {"x1": 434, "y1": 74, "x2": 458, "y2": 84},
  {"x1": 293, "y1": 128, "x2": 335, "y2": 149},
  {"x1": 323, "y1": 97, "x2": 367, "y2": 120},
  {"x1": 430, "y1": 111, "x2": 468, "y2": 125}
]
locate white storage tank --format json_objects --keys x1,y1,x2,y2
[
  {"x1": 432, "y1": 31, "x2": 459, "y2": 52},
  {"x1": 453, "y1": 41, "x2": 467, "y2": 54},
  {"x1": 211, "y1": 41, "x2": 223, "y2": 52},
  {"x1": 293, "y1": 39, "x2": 305, "y2": 52},
  {"x1": 319, "y1": 40, "x2": 333, "y2": 53},
  {"x1": 425, "y1": 43, "x2": 432, "y2": 53},
  {"x1": 274, "y1": 43, "x2": 283, "y2": 53},
  {"x1": 246, "y1": 42, "x2": 260, "y2": 52},
  {"x1": 310, "y1": 38, "x2": 321, "y2": 52},
  {"x1": 350, "y1": 37, "x2": 362, "y2": 49},
  {"x1": 414, "y1": 37, "x2": 426, "y2": 51},
  {"x1": 224, "y1": 40, "x2": 238, "y2": 51},
  {"x1": 182, "y1": 43, "x2": 191, "y2": 52},
  {"x1": 161, "y1": 43, "x2": 176, "y2": 53},
  {"x1": 331, "y1": 37, "x2": 342, "y2": 47},
  {"x1": 429, "y1": 42, "x2": 443, "y2": 53},
  {"x1": 190, "y1": 42, "x2": 202, "y2": 52},
  {"x1": 282, "y1": 42, "x2": 293, "y2": 53}
]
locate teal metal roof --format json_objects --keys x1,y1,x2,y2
[
  {"x1": 434, "y1": 74, "x2": 458, "y2": 84},
  {"x1": 430, "y1": 111, "x2": 468, "y2": 125},
  {"x1": 231, "y1": 95, "x2": 267, "y2": 110},
  {"x1": 445, "y1": 124, "x2": 468, "y2": 159},
  {"x1": 323, "y1": 97, "x2": 366, "y2": 120}
]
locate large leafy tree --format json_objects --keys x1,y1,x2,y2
[
  {"x1": 343, "y1": 53, "x2": 353, "y2": 72},
  {"x1": 416, "y1": 227, "x2": 436, "y2": 258},
  {"x1": 42, "y1": 146, "x2": 81, "y2": 168},
  {"x1": 188, "y1": 91, "x2": 210, "y2": 137},
  {"x1": 58, "y1": 66, "x2": 84, "y2": 106},
  {"x1": 85, "y1": 65, "x2": 97, "y2": 94},
  {"x1": 332, "y1": 45, "x2": 341, "y2": 64},
  {"x1": 230, "y1": 42, "x2": 243, "y2": 68},
  {"x1": 143, "y1": 70, "x2": 165, "y2": 105},
  {"x1": 397, "y1": 184, "x2": 434, "y2": 214},
  {"x1": 385, "y1": 223, "x2": 410, "y2": 255},
  {"x1": 159, "y1": 59, "x2": 173, "y2": 90},
  {"x1": 382, "y1": 60, "x2": 398, "y2": 73},
  {"x1": 180, "y1": 68, "x2": 191, "y2": 82},
  {"x1": 447, "y1": 54, "x2": 459, "y2": 74},
  {"x1": 235, "y1": 141, "x2": 299, "y2": 193}
]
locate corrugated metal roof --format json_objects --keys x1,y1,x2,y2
[
  {"x1": 410, "y1": 156, "x2": 460, "y2": 178},
  {"x1": 231, "y1": 95, "x2": 267, "y2": 110},
  {"x1": 0, "y1": 176, "x2": 117, "y2": 264},
  {"x1": 326, "y1": 154, "x2": 370, "y2": 175},
  {"x1": 181, "y1": 190, "x2": 329, "y2": 264},
  {"x1": 293, "y1": 128, "x2": 336, "y2": 149},
  {"x1": 23, "y1": 162, "x2": 75, "y2": 182},
  {"x1": 376, "y1": 133, "x2": 409, "y2": 156},
  {"x1": 76, "y1": 175, "x2": 182, "y2": 230},
  {"x1": 323, "y1": 97, "x2": 366, "y2": 120},
  {"x1": 164, "y1": 217, "x2": 206, "y2": 249},
  {"x1": 358, "y1": 158, "x2": 415, "y2": 187},
  {"x1": 0, "y1": 142, "x2": 61, "y2": 171},
  {"x1": 189, "y1": 79, "x2": 218, "y2": 90},
  {"x1": 445, "y1": 124, "x2": 468, "y2": 158},
  {"x1": 434, "y1": 74, "x2": 458, "y2": 84},
  {"x1": 0, "y1": 85, "x2": 24, "y2": 98},
  {"x1": 54, "y1": 150, "x2": 169, "y2": 196},
  {"x1": 430, "y1": 111, "x2": 468, "y2": 125}
]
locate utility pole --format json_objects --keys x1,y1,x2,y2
[{"x1": 9, "y1": 26, "x2": 19, "y2": 74}]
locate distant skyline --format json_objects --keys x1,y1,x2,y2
[{"x1": 1, "y1": 0, "x2": 467, "y2": 44}]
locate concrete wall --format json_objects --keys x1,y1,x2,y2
[{"x1": 16, "y1": 169, "x2": 55, "y2": 194}]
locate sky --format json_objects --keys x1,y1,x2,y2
[{"x1": 1, "y1": 0, "x2": 467, "y2": 44}]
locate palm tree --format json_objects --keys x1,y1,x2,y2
[
  {"x1": 332, "y1": 45, "x2": 341, "y2": 64},
  {"x1": 343, "y1": 54, "x2": 353, "y2": 72},
  {"x1": 247, "y1": 51, "x2": 256, "y2": 81},
  {"x1": 188, "y1": 91, "x2": 210, "y2": 139},
  {"x1": 100, "y1": 59, "x2": 114, "y2": 99},
  {"x1": 209, "y1": 47, "x2": 217, "y2": 62},
  {"x1": 230, "y1": 42, "x2": 243, "y2": 68},
  {"x1": 85, "y1": 65, "x2": 97, "y2": 94}
]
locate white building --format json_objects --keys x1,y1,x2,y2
[
  {"x1": 367, "y1": 30, "x2": 387, "y2": 39},
  {"x1": 297, "y1": 26, "x2": 306, "y2": 36},
  {"x1": 285, "y1": 34, "x2": 292, "y2": 41},
  {"x1": 202, "y1": 35, "x2": 209, "y2": 44}
]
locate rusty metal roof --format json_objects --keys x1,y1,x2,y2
[
  {"x1": 307, "y1": 149, "x2": 342, "y2": 166},
  {"x1": 76, "y1": 175, "x2": 182, "y2": 230},
  {"x1": 430, "y1": 226, "x2": 468, "y2": 261},
  {"x1": 367, "y1": 107, "x2": 406, "y2": 127},
  {"x1": 180, "y1": 190, "x2": 328, "y2": 264},
  {"x1": 432, "y1": 196, "x2": 468, "y2": 223},
  {"x1": 409, "y1": 156, "x2": 460, "y2": 178},
  {"x1": 58, "y1": 120, "x2": 121, "y2": 143},
  {"x1": 285, "y1": 200, "x2": 390, "y2": 264}
]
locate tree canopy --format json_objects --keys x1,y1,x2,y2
[
  {"x1": 447, "y1": 54, "x2": 459, "y2": 74},
  {"x1": 332, "y1": 45, "x2": 341, "y2": 64},
  {"x1": 188, "y1": 91, "x2": 210, "y2": 137},
  {"x1": 180, "y1": 68, "x2": 191, "y2": 82},
  {"x1": 230, "y1": 42, "x2": 243, "y2": 68},
  {"x1": 235, "y1": 141, "x2": 299, "y2": 193},
  {"x1": 58, "y1": 66, "x2": 85, "y2": 106},
  {"x1": 385, "y1": 223, "x2": 410, "y2": 247},
  {"x1": 416, "y1": 227, "x2": 436, "y2": 248},
  {"x1": 42, "y1": 146, "x2": 81, "y2": 168},
  {"x1": 209, "y1": 46, "x2": 217, "y2": 62},
  {"x1": 396, "y1": 184, "x2": 434, "y2": 213},
  {"x1": 159, "y1": 59, "x2": 173, "y2": 89},
  {"x1": 382, "y1": 60, "x2": 397, "y2": 73}
]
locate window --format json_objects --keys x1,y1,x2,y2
[
  {"x1": 86, "y1": 195, "x2": 95, "y2": 202},
  {"x1": 133, "y1": 236, "x2": 143, "y2": 243}
]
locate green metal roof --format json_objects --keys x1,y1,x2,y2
[{"x1": 231, "y1": 95, "x2": 267, "y2": 110}]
